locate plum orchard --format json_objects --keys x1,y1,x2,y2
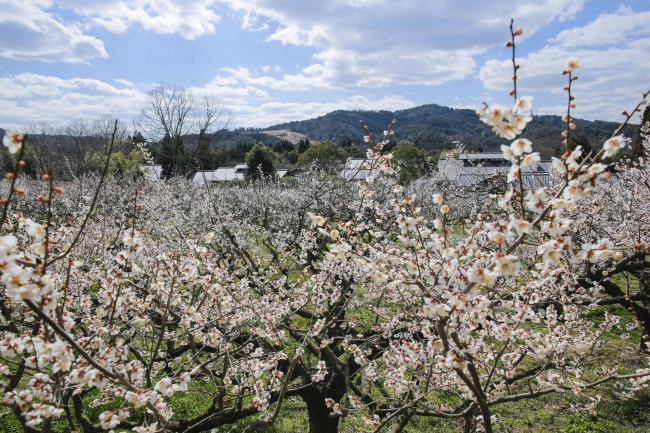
[{"x1": 1, "y1": 24, "x2": 650, "y2": 433}]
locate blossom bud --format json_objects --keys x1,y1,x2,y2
[
  {"x1": 563, "y1": 86, "x2": 569, "y2": 91},
  {"x1": 513, "y1": 28, "x2": 523, "y2": 36},
  {"x1": 569, "y1": 96, "x2": 575, "y2": 101},
  {"x1": 130, "y1": 195, "x2": 136, "y2": 200},
  {"x1": 613, "y1": 252, "x2": 623, "y2": 261},
  {"x1": 14, "y1": 188, "x2": 25, "y2": 196},
  {"x1": 37, "y1": 195, "x2": 49, "y2": 203},
  {"x1": 569, "y1": 123, "x2": 576, "y2": 129},
  {"x1": 18, "y1": 160, "x2": 26, "y2": 168},
  {"x1": 622, "y1": 110, "x2": 629, "y2": 116},
  {"x1": 440, "y1": 205, "x2": 450, "y2": 215},
  {"x1": 561, "y1": 130, "x2": 568, "y2": 137},
  {"x1": 42, "y1": 174, "x2": 52, "y2": 182},
  {"x1": 5, "y1": 173, "x2": 14, "y2": 180},
  {"x1": 641, "y1": 99, "x2": 647, "y2": 104},
  {"x1": 506, "y1": 41, "x2": 513, "y2": 47},
  {"x1": 53, "y1": 186, "x2": 64, "y2": 194},
  {"x1": 562, "y1": 70, "x2": 569, "y2": 75},
  {"x1": 0, "y1": 198, "x2": 7, "y2": 206},
  {"x1": 570, "y1": 104, "x2": 576, "y2": 108},
  {"x1": 512, "y1": 75, "x2": 517, "y2": 80},
  {"x1": 508, "y1": 89, "x2": 515, "y2": 96},
  {"x1": 359, "y1": 120, "x2": 364, "y2": 124}
]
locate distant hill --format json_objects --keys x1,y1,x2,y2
[
  {"x1": 0, "y1": 128, "x2": 5, "y2": 138},
  {"x1": 263, "y1": 129, "x2": 309, "y2": 144},
  {"x1": 262, "y1": 104, "x2": 637, "y2": 159}
]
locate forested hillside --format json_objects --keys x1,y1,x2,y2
[{"x1": 264, "y1": 104, "x2": 637, "y2": 158}]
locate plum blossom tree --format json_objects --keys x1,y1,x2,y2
[{"x1": 0, "y1": 21, "x2": 649, "y2": 433}]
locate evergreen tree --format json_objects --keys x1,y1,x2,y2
[
  {"x1": 281, "y1": 140, "x2": 295, "y2": 153},
  {"x1": 392, "y1": 141, "x2": 432, "y2": 184},
  {"x1": 554, "y1": 133, "x2": 594, "y2": 159},
  {"x1": 196, "y1": 128, "x2": 213, "y2": 170},
  {"x1": 132, "y1": 130, "x2": 146, "y2": 146},
  {"x1": 245, "y1": 143, "x2": 277, "y2": 181},
  {"x1": 631, "y1": 105, "x2": 650, "y2": 161},
  {"x1": 159, "y1": 133, "x2": 186, "y2": 178}
]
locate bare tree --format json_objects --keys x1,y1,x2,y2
[
  {"x1": 136, "y1": 83, "x2": 231, "y2": 176},
  {"x1": 52, "y1": 117, "x2": 128, "y2": 178},
  {"x1": 25, "y1": 121, "x2": 58, "y2": 177}
]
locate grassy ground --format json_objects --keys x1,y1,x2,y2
[{"x1": 1, "y1": 291, "x2": 648, "y2": 432}]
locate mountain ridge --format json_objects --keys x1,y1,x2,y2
[{"x1": 261, "y1": 103, "x2": 636, "y2": 159}]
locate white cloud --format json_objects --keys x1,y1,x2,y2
[
  {"x1": 551, "y1": 5, "x2": 650, "y2": 47},
  {"x1": 217, "y1": 66, "x2": 316, "y2": 91},
  {"x1": 115, "y1": 78, "x2": 135, "y2": 87},
  {"x1": 222, "y1": 94, "x2": 416, "y2": 128},
  {"x1": 478, "y1": 6, "x2": 650, "y2": 121},
  {"x1": 219, "y1": 0, "x2": 586, "y2": 88},
  {"x1": 57, "y1": 0, "x2": 222, "y2": 39},
  {"x1": 0, "y1": 72, "x2": 415, "y2": 130},
  {"x1": 0, "y1": 0, "x2": 108, "y2": 63},
  {"x1": 0, "y1": 73, "x2": 146, "y2": 127}
]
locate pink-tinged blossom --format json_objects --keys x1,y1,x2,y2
[
  {"x1": 513, "y1": 96, "x2": 533, "y2": 114},
  {"x1": 603, "y1": 136, "x2": 626, "y2": 158},
  {"x1": 2, "y1": 128, "x2": 24, "y2": 154},
  {"x1": 510, "y1": 138, "x2": 533, "y2": 156},
  {"x1": 566, "y1": 57, "x2": 580, "y2": 71}
]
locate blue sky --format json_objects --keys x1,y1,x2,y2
[{"x1": 1, "y1": 0, "x2": 649, "y2": 130}]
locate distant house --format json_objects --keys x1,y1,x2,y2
[
  {"x1": 142, "y1": 164, "x2": 163, "y2": 181},
  {"x1": 340, "y1": 158, "x2": 373, "y2": 180},
  {"x1": 187, "y1": 163, "x2": 290, "y2": 184},
  {"x1": 438, "y1": 153, "x2": 553, "y2": 187},
  {"x1": 212, "y1": 163, "x2": 248, "y2": 182},
  {"x1": 189, "y1": 170, "x2": 216, "y2": 185}
]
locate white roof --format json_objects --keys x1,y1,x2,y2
[
  {"x1": 340, "y1": 159, "x2": 374, "y2": 180},
  {"x1": 213, "y1": 167, "x2": 245, "y2": 181},
  {"x1": 458, "y1": 153, "x2": 506, "y2": 160},
  {"x1": 142, "y1": 164, "x2": 163, "y2": 181},
  {"x1": 438, "y1": 157, "x2": 553, "y2": 187},
  {"x1": 190, "y1": 171, "x2": 216, "y2": 185},
  {"x1": 186, "y1": 166, "x2": 303, "y2": 183}
]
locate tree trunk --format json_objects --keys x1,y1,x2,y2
[{"x1": 303, "y1": 392, "x2": 341, "y2": 433}]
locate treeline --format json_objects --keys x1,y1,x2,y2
[
  {"x1": 0, "y1": 117, "x2": 144, "y2": 180},
  {"x1": 263, "y1": 103, "x2": 639, "y2": 159}
]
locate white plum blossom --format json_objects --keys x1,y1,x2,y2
[{"x1": 2, "y1": 127, "x2": 24, "y2": 154}]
